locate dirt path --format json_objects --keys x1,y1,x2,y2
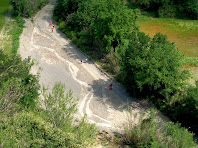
[{"x1": 18, "y1": 0, "x2": 168, "y2": 133}]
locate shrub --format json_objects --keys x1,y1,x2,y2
[
  {"x1": 0, "y1": 112, "x2": 81, "y2": 147},
  {"x1": 123, "y1": 107, "x2": 196, "y2": 147},
  {"x1": 59, "y1": 21, "x2": 66, "y2": 30},
  {"x1": 0, "y1": 49, "x2": 40, "y2": 112},
  {"x1": 42, "y1": 82, "x2": 97, "y2": 144}
]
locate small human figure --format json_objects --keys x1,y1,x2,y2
[
  {"x1": 109, "y1": 84, "x2": 112, "y2": 90},
  {"x1": 52, "y1": 27, "x2": 54, "y2": 32},
  {"x1": 81, "y1": 59, "x2": 83, "y2": 63},
  {"x1": 85, "y1": 58, "x2": 88, "y2": 63},
  {"x1": 49, "y1": 21, "x2": 52, "y2": 27},
  {"x1": 52, "y1": 24, "x2": 55, "y2": 28}
]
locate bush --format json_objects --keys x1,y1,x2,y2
[
  {"x1": 0, "y1": 49, "x2": 40, "y2": 112},
  {"x1": 42, "y1": 82, "x2": 97, "y2": 144},
  {"x1": 0, "y1": 112, "x2": 81, "y2": 147},
  {"x1": 123, "y1": 108, "x2": 196, "y2": 147}
]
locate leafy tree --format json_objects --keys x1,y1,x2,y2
[
  {"x1": 117, "y1": 32, "x2": 190, "y2": 99},
  {"x1": 54, "y1": 0, "x2": 81, "y2": 21},
  {"x1": 55, "y1": 0, "x2": 138, "y2": 52}
]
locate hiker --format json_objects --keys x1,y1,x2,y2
[
  {"x1": 49, "y1": 21, "x2": 52, "y2": 27},
  {"x1": 109, "y1": 84, "x2": 112, "y2": 90},
  {"x1": 85, "y1": 58, "x2": 88, "y2": 63},
  {"x1": 81, "y1": 59, "x2": 83, "y2": 63},
  {"x1": 52, "y1": 27, "x2": 54, "y2": 32}
]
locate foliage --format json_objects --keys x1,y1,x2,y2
[
  {"x1": 167, "y1": 82, "x2": 198, "y2": 132},
  {"x1": 0, "y1": 112, "x2": 82, "y2": 147},
  {"x1": 11, "y1": 0, "x2": 49, "y2": 18},
  {"x1": 183, "y1": 57, "x2": 198, "y2": 67},
  {"x1": 54, "y1": 0, "x2": 138, "y2": 52},
  {"x1": 10, "y1": 16, "x2": 25, "y2": 54},
  {"x1": 117, "y1": 32, "x2": 190, "y2": 99},
  {"x1": 42, "y1": 82, "x2": 79, "y2": 129},
  {"x1": 42, "y1": 82, "x2": 97, "y2": 144},
  {"x1": 133, "y1": 0, "x2": 198, "y2": 19},
  {"x1": 0, "y1": 49, "x2": 40, "y2": 112},
  {"x1": 123, "y1": 108, "x2": 196, "y2": 147}
]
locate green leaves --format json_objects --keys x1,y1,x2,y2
[
  {"x1": 0, "y1": 49, "x2": 40, "y2": 113},
  {"x1": 119, "y1": 32, "x2": 189, "y2": 99},
  {"x1": 42, "y1": 82, "x2": 79, "y2": 129},
  {"x1": 54, "y1": 0, "x2": 138, "y2": 52}
]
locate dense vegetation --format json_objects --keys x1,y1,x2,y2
[
  {"x1": 0, "y1": 0, "x2": 197, "y2": 146},
  {"x1": 54, "y1": 0, "x2": 198, "y2": 139},
  {"x1": 11, "y1": 0, "x2": 49, "y2": 17},
  {"x1": 132, "y1": 0, "x2": 198, "y2": 20},
  {"x1": 124, "y1": 109, "x2": 196, "y2": 147}
]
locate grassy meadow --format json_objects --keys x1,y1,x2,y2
[
  {"x1": 137, "y1": 16, "x2": 198, "y2": 57},
  {"x1": 0, "y1": 0, "x2": 11, "y2": 31}
]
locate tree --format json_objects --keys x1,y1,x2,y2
[
  {"x1": 77, "y1": 0, "x2": 138, "y2": 52},
  {"x1": 55, "y1": 0, "x2": 138, "y2": 53},
  {"x1": 117, "y1": 32, "x2": 190, "y2": 99}
]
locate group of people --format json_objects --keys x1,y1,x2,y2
[{"x1": 49, "y1": 21, "x2": 55, "y2": 32}]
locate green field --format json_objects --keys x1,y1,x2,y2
[
  {"x1": 0, "y1": 0, "x2": 11, "y2": 31},
  {"x1": 137, "y1": 16, "x2": 198, "y2": 57}
]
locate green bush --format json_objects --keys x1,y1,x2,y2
[
  {"x1": 0, "y1": 49, "x2": 40, "y2": 112},
  {"x1": 0, "y1": 112, "x2": 81, "y2": 147},
  {"x1": 123, "y1": 108, "x2": 196, "y2": 147},
  {"x1": 42, "y1": 82, "x2": 97, "y2": 144},
  {"x1": 59, "y1": 21, "x2": 66, "y2": 30}
]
